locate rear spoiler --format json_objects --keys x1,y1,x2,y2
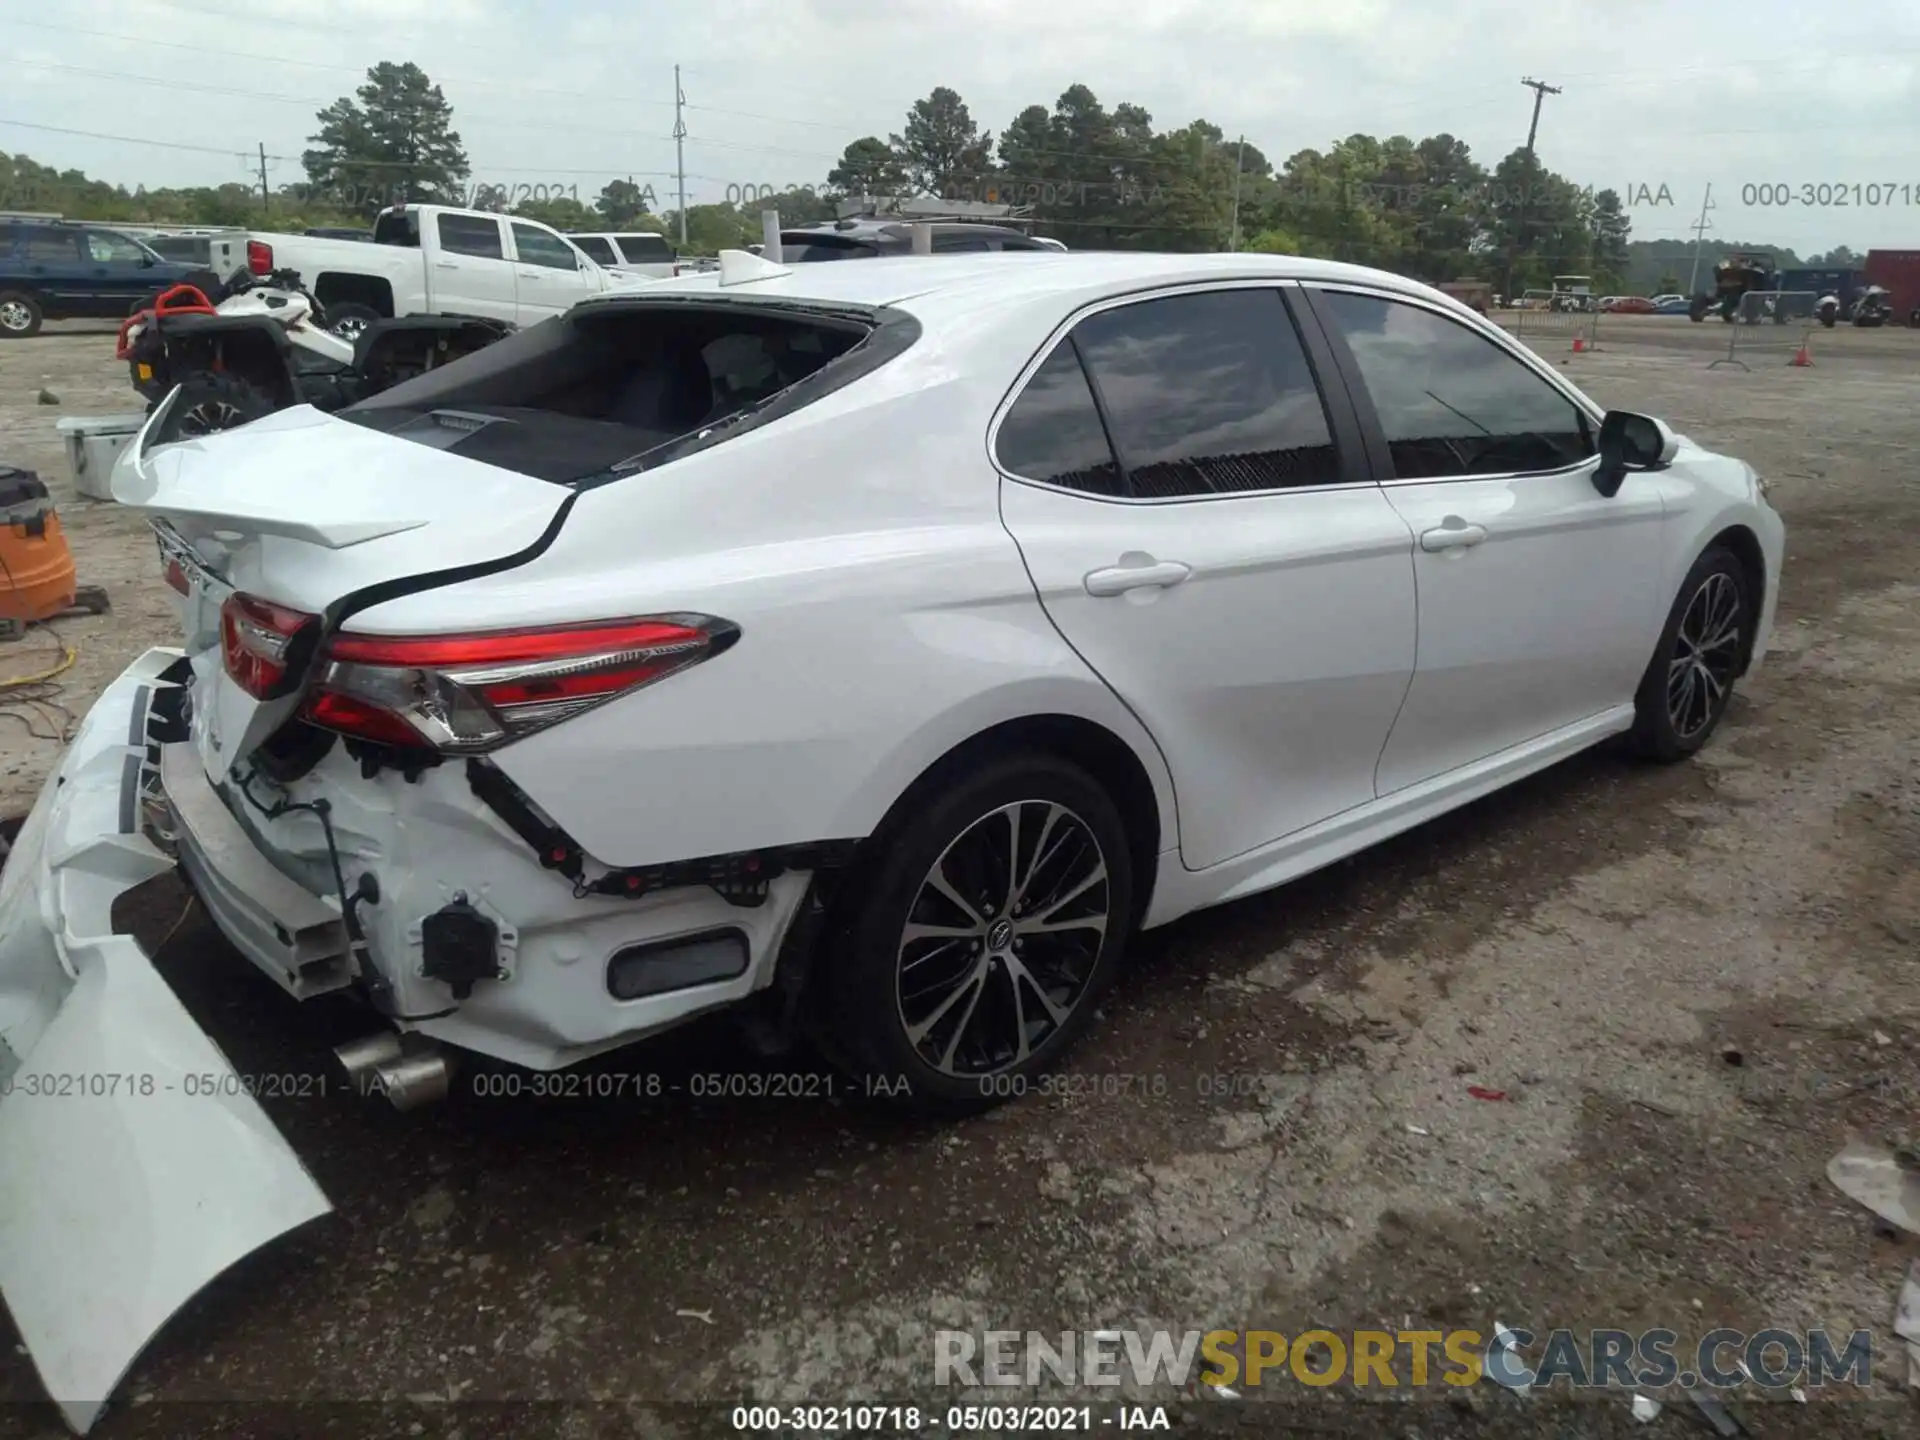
[{"x1": 111, "y1": 390, "x2": 428, "y2": 549}]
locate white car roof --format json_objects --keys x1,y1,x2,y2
[{"x1": 571, "y1": 251, "x2": 1463, "y2": 324}]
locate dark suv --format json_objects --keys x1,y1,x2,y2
[
  {"x1": 0, "y1": 220, "x2": 213, "y2": 338},
  {"x1": 776, "y1": 219, "x2": 1062, "y2": 261}
]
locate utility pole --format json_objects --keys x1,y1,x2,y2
[
  {"x1": 1507, "y1": 77, "x2": 1562, "y2": 304},
  {"x1": 1687, "y1": 183, "x2": 1716, "y2": 296},
  {"x1": 257, "y1": 142, "x2": 270, "y2": 217},
  {"x1": 672, "y1": 65, "x2": 689, "y2": 247},
  {"x1": 1228, "y1": 134, "x2": 1246, "y2": 252},
  {"x1": 1520, "y1": 77, "x2": 1561, "y2": 157}
]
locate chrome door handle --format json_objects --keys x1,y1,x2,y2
[
  {"x1": 1420, "y1": 522, "x2": 1487, "y2": 552},
  {"x1": 1084, "y1": 558, "x2": 1192, "y2": 597}
]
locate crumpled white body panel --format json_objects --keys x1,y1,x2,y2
[{"x1": 0, "y1": 649, "x2": 331, "y2": 1433}]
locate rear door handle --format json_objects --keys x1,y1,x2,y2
[
  {"x1": 1420, "y1": 522, "x2": 1487, "y2": 552},
  {"x1": 434, "y1": 259, "x2": 458, "y2": 269},
  {"x1": 1084, "y1": 557, "x2": 1192, "y2": 597}
]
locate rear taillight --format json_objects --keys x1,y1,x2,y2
[
  {"x1": 163, "y1": 557, "x2": 189, "y2": 595},
  {"x1": 247, "y1": 239, "x2": 273, "y2": 275},
  {"x1": 221, "y1": 593, "x2": 314, "y2": 698},
  {"x1": 298, "y1": 615, "x2": 735, "y2": 753}
]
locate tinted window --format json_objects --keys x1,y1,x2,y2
[
  {"x1": 512, "y1": 223, "x2": 580, "y2": 270},
  {"x1": 933, "y1": 234, "x2": 992, "y2": 253},
  {"x1": 995, "y1": 343, "x2": 1125, "y2": 497},
  {"x1": 574, "y1": 236, "x2": 617, "y2": 265},
  {"x1": 374, "y1": 211, "x2": 421, "y2": 247},
  {"x1": 616, "y1": 234, "x2": 674, "y2": 263},
  {"x1": 84, "y1": 230, "x2": 149, "y2": 263},
  {"x1": 780, "y1": 237, "x2": 882, "y2": 262},
  {"x1": 1321, "y1": 291, "x2": 1595, "y2": 479},
  {"x1": 1070, "y1": 290, "x2": 1339, "y2": 498},
  {"x1": 24, "y1": 229, "x2": 78, "y2": 263},
  {"x1": 437, "y1": 213, "x2": 504, "y2": 259}
]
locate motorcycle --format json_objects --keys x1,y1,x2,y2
[{"x1": 119, "y1": 269, "x2": 514, "y2": 439}]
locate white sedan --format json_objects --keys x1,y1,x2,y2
[{"x1": 0, "y1": 248, "x2": 1782, "y2": 1429}]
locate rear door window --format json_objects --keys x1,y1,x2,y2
[
  {"x1": 1067, "y1": 289, "x2": 1343, "y2": 497},
  {"x1": 511, "y1": 223, "x2": 581, "y2": 271},
  {"x1": 437, "y1": 213, "x2": 505, "y2": 259},
  {"x1": 995, "y1": 343, "x2": 1126, "y2": 497},
  {"x1": 24, "y1": 229, "x2": 79, "y2": 263},
  {"x1": 574, "y1": 236, "x2": 618, "y2": 265}
]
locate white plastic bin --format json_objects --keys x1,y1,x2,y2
[{"x1": 54, "y1": 414, "x2": 148, "y2": 501}]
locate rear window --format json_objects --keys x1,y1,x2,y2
[
  {"x1": 441, "y1": 214, "x2": 505, "y2": 259},
  {"x1": 574, "y1": 236, "x2": 618, "y2": 265},
  {"x1": 373, "y1": 210, "x2": 422, "y2": 247},
  {"x1": 616, "y1": 234, "x2": 674, "y2": 263},
  {"x1": 780, "y1": 234, "x2": 883, "y2": 262},
  {"x1": 342, "y1": 301, "x2": 914, "y2": 485}
]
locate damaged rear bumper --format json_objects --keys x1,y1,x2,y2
[{"x1": 0, "y1": 648, "x2": 330, "y2": 1434}]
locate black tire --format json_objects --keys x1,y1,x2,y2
[
  {"x1": 1627, "y1": 546, "x2": 1752, "y2": 763},
  {"x1": 322, "y1": 302, "x2": 382, "y2": 343},
  {"x1": 816, "y1": 753, "x2": 1135, "y2": 1115},
  {"x1": 0, "y1": 291, "x2": 42, "y2": 339},
  {"x1": 169, "y1": 374, "x2": 279, "y2": 438}
]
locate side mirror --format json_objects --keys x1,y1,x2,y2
[{"x1": 1593, "y1": 410, "x2": 1678, "y2": 497}]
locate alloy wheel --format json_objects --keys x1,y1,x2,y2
[
  {"x1": 179, "y1": 401, "x2": 247, "y2": 436},
  {"x1": 0, "y1": 300, "x2": 31, "y2": 333},
  {"x1": 1667, "y1": 571, "x2": 1742, "y2": 740},
  {"x1": 330, "y1": 316, "x2": 369, "y2": 343},
  {"x1": 894, "y1": 800, "x2": 1110, "y2": 1078}
]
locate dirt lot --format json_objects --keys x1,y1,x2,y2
[{"x1": 1, "y1": 314, "x2": 1917, "y2": 1438}]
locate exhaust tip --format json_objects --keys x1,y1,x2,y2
[
  {"x1": 334, "y1": 1031, "x2": 404, "y2": 1086},
  {"x1": 371, "y1": 1051, "x2": 453, "y2": 1111}
]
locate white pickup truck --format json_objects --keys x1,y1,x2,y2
[{"x1": 241, "y1": 204, "x2": 645, "y2": 340}]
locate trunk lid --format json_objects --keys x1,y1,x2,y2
[{"x1": 115, "y1": 392, "x2": 573, "y2": 780}]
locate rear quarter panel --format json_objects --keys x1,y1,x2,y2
[{"x1": 348, "y1": 329, "x2": 1177, "y2": 868}]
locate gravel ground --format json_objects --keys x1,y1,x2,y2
[{"x1": 0, "y1": 314, "x2": 1917, "y2": 1438}]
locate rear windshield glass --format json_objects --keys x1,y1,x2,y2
[
  {"x1": 373, "y1": 210, "x2": 421, "y2": 247},
  {"x1": 616, "y1": 234, "x2": 674, "y2": 263},
  {"x1": 780, "y1": 236, "x2": 884, "y2": 262},
  {"x1": 574, "y1": 236, "x2": 617, "y2": 265},
  {"x1": 342, "y1": 301, "x2": 905, "y2": 485}
]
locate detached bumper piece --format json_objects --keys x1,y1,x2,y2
[
  {"x1": 0, "y1": 648, "x2": 331, "y2": 1434},
  {"x1": 467, "y1": 758, "x2": 858, "y2": 907}
]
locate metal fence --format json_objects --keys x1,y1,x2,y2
[
  {"x1": 1511, "y1": 304, "x2": 1601, "y2": 353},
  {"x1": 1707, "y1": 291, "x2": 1818, "y2": 370}
]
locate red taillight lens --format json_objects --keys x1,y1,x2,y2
[
  {"x1": 221, "y1": 593, "x2": 314, "y2": 699},
  {"x1": 163, "y1": 557, "x2": 189, "y2": 595},
  {"x1": 247, "y1": 239, "x2": 273, "y2": 275},
  {"x1": 299, "y1": 616, "x2": 732, "y2": 752}
]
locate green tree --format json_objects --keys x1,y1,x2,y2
[
  {"x1": 510, "y1": 196, "x2": 599, "y2": 232},
  {"x1": 827, "y1": 137, "x2": 908, "y2": 198},
  {"x1": 890, "y1": 88, "x2": 992, "y2": 198},
  {"x1": 1657, "y1": 269, "x2": 1681, "y2": 294},
  {"x1": 302, "y1": 61, "x2": 470, "y2": 217},
  {"x1": 595, "y1": 179, "x2": 654, "y2": 227},
  {"x1": 1590, "y1": 188, "x2": 1631, "y2": 291}
]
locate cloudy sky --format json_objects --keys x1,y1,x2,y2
[{"x1": 5, "y1": 0, "x2": 1918, "y2": 253}]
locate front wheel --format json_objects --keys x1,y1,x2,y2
[
  {"x1": 820, "y1": 754, "x2": 1134, "y2": 1114},
  {"x1": 0, "y1": 291, "x2": 42, "y2": 339},
  {"x1": 1628, "y1": 547, "x2": 1752, "y2": 762},
  {"x1": 170, "y1": 374, "x2": 278, "y2": 438}
]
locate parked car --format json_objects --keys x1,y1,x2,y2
[
  {"x1": 3, "y1": 250, "x2": 1784, "y2": 1430},
  {"x1": 0, "y1": 219, "x2": 221, "y2": 338},
  {"x1": 1603, "y1": 296, "x2": 1657, "y2": 314},
  {"x1": 1653, "y1": 295, "x2": 1693, "y2": 315},
  {"x1": 237, "y1": 204, "x2": 641, "y2": 342},
  {"x1": 776, "y1": 218, "x2": 1061, "y2": 259},
  {"x1": 570, "y1": 230, "x2": 680, "y2": 280}
]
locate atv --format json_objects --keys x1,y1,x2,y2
[
  {"x1": 1689, "y1": 254, "x2": 1777, "y2": 323},
  {"x1": 119, "y1": 270, "x2": 514, "y2": 440},
  {"x1": 1848, "y1": 285, "x2": 1893, "y2": 328}
]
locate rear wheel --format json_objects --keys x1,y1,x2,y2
[
  {"x1": 820, "y1": 754, "x2": 1133, "y2": 1114},
  {"x1": 1627, "y1": 546, "x2": 1751, "y2": 762},
  {"x1": 323, "y1": 302, "x2": 381, "y2": 345},
  {"x1": 0, "y1": 291, "x2": 42, "y2": 339},
  {"x1": 171, "y1": 374, "x2": 278, "y2": 437}
]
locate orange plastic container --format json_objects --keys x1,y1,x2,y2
[{"x1": 0, "y1": 466, "x2": 77, "y2": 631}]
